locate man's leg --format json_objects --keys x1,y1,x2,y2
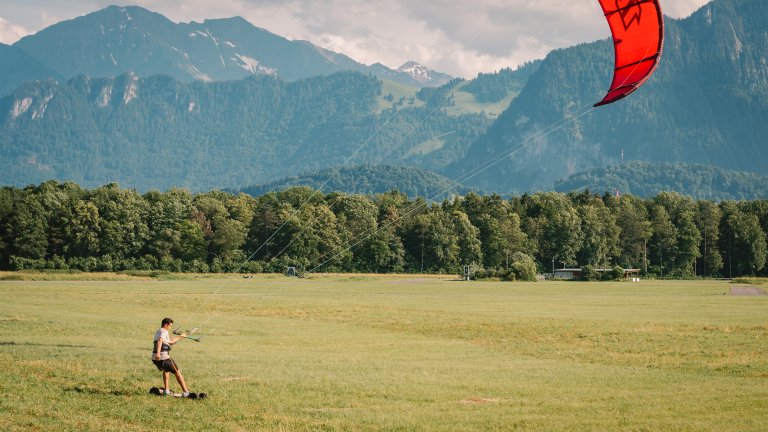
[
  {"x1": 163, "y1": 371, "x2": 170, "y2": 392},
  {"x1": 173, "y1": 371, "x2": 189, "y2": 393},
  {"x1": 167, "y1": 358, "x2": 189, "y2": 393}
]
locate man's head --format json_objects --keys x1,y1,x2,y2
[{"x1": 161, "y1": 317, "x2": 174, "y2": 328}]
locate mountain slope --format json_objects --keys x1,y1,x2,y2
[
  {"x1": 11, "y1": 5, "x2": 450, "y2": 88},
  {"x1": 453, "y1": 0, "x2": 768, "y2": 193},
  {"x1": 0, "y1": 71, "x2": 490, "y2": 191},
  {"x1": 554, "y1": 161, "x2": 768, "y2": 200},
  {"x1": 236, "y1": 165, "x2": 478, "y2": 198},
  {"x1": 0, "y1": 43, "x2": 63, "y2": 97}
]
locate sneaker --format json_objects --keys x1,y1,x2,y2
[
  {"x1": 182, "y1": 392, "x2": 190, "y2": 398},
  {"x1": 163, "y1": 389, "x2": 173, "y2": 396}
]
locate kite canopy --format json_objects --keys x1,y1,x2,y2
[{"x1": 594, "y1": 0, "x2": 664, "y2": 107}]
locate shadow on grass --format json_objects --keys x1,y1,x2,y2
[
  {"x1": 65, "y1": 386, "x2": 132, "y2": 396},
  {"x1": 0, "y1": 341, "x2": 93, "y2": 349}
]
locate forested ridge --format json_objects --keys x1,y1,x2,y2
[
  {"x1": 2, "y1": 181, "x2": 766, "y2": 279},
  {"x1": 0, "y1": 71, "x2": 490, "y2": 191},
  {"x1": 235, "y1": 165, "x2": 480, "y2": 199},
  {"x1": 455, "y1": 0, "x2": 768, "y2": 193},
  {"x1": 555, "y1": 161, "x2": 768, "y2": 200}
]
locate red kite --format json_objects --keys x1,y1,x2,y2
[{"x1": 595, "y1": 0, "x2": 664, "y2": 107}]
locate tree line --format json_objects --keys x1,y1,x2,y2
[
  {"x1": 462, "y1": 62, "x2": 541, "y2": 104},
  {"x1": 236, "y1": 165, "x2": 478, "y2": 201},
  {"x1": 554, "y1": 161, "x2": 768, "y2": 201},
  {"x1": 1, "y1": 181, "x2": 766, "y2": 279}
]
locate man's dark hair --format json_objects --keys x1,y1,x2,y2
[{"x1": 161, "y1": 317, "x2": 174, "y2": 326}]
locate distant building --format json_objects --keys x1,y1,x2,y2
[
  {"x1": 553, "y1": 268, "x2": 640, "y2": 280},
  {"x1": 554, "y1": 268, "x2": 582, "y2": 280}
]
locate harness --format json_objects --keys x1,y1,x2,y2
[
  {"x1": 152, "y1": 341, "x2": 171, "y2": 354},
  {"x1": 153, "y1": 331, "x2": 172, "y2": 355}
]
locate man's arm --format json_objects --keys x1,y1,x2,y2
[
  {"x1": 168, "y1": 333, "x2": 187, "y2": 345},
  {"x1": 154, "y1": 338, "x2": 163, "y2": 360}
]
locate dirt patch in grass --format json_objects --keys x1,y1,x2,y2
[
  {"x1": 386, "y1": 278, "x2": 455, "y2": 284},
  {"x1": 729, "y1": 286, "x2": 767, "y2": 296},
  {"x1": 221, "y1": 376, "x2": 255, "y2": 382},
  {"x1": 460, "y1": 397, "x2": 501, "y2": 405}
]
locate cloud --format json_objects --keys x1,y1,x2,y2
[
  {"x1": 662, "y1": 0, "x2": 710, "y2": 18},
  {"x1": 203, "y1": 0, "x2": 611, "y2": 77},
  {"x1": 0, "y1": 15, "x2": 29, "y2": 44},
  {"x1": 0, "y1": 0, "x2": 712, "y2": 77},
  {"x1": 224, "y1": 0, "x2": 709, "y2": 78}
]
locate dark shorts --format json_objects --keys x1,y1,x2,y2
[{"x1": 152, "y1": 358, "x2": 180, "y2": 373}]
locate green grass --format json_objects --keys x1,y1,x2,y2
[
  {"x1": 404, "y1": 134, "x2": 453, "y2": 158},
  {"x1": 376, "y1": 80, "x2": 425, "y2": 113},
  {"x1": 375, "y1": 79, "x2": 519, "y2": 120},
  {"x1": 1, "y1": 276, "x2": 767, "y2": 431},
  {"x1": 733, "y1": 277, "x2": 768, "y2": 286},
  {"x1": 443, "y1": 81, "x2": 520, "y2": 119}
]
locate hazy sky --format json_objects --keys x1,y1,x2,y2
[{"x1": 0, "y1": 1, "x2": 711, "y2": 78}]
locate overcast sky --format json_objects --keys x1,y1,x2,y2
[{"x1": 0, "y1": 0, "x2": 710, "y2": 78}]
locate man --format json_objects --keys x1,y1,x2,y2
[{"x1": 151, "y1": 317, "x2": 191, "y2": 397}]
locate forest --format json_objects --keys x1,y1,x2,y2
[
  {"x1": 235, "y1": 165, "x2": 479, "y2": 199},
  {"x1": 1, "y1": 181, "x2": 766, "y2": 280},
  {"x1": 554, "y1": 161, "x2": 768, "y2": 201},
  {"x1": 0, "y1": 71, "x2": 491, "y2": 192}
]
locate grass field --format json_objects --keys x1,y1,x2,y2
[{"x1": 1, "y1": 274, "x2": 767, "y2": 431}]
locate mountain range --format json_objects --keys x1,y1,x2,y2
[
  {"x1": 0, "y1": 70, "x2": 494, "y2": 191},
  {"x1": 3, "y1": 5, "x2": 452, "y2": 96},
  {"x1": 452, "y1": 0, "x2": 768, "y2": 193},
  {"x1": 0, "y1": 0, "x2": 767, "y2": 198}
]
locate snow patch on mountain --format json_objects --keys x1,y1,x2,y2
[
  {"x1": 233, "y1": 54, "x2": 276, "y2": 75},
  {"x1": 170, "y1": 46, "x2": 212, "y2": 81},
  {"x1": 9, "y1": 91, "x2": 54, "y2": 120},
  {"x1": 172, "y1": 46, "x2": 191, "y2": 61},
  {"x1": 397, "y1": 61, "x2": 452, "y2": 86},
  {"x1": 32, "y1": 92, "x2": 54, "y2": 119},
  {"x1": 123, "y1": 74, "x2": 138, "y2": 104},
  {"x1": 180, "y1": 62, "x2": 212, "y2": 82},
  {"x1": 97, "y1": 84, "x2": 113, "y2": 108},
  {"x1": 120, "y1": 8, "x2": 133, "y2": 21},
  {"x1": 200, "y1": 28, "x2": 226, "y2": 67},
  {"x1": 11, "y1": 97, "x2": 33, "y2": 119}
]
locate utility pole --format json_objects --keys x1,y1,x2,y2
[
  {"x1": 552, "y1": 256, "x2": 556, "y2": 275},
  {"x1": 703, "y1": 227, "x2": 707, "y2": 277},
  {"x1": 659, "y1": 243, "x2": 663, "y2": 277},
  {"x1": 729, "y1": 229, "x2": 732, "y2": 278},
  {"x1": 419, "y1": 224, "x2": 425, "y2": 274},
  {"x1": 643, "y1": 239, "x2": 647, "y2": 275}
]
